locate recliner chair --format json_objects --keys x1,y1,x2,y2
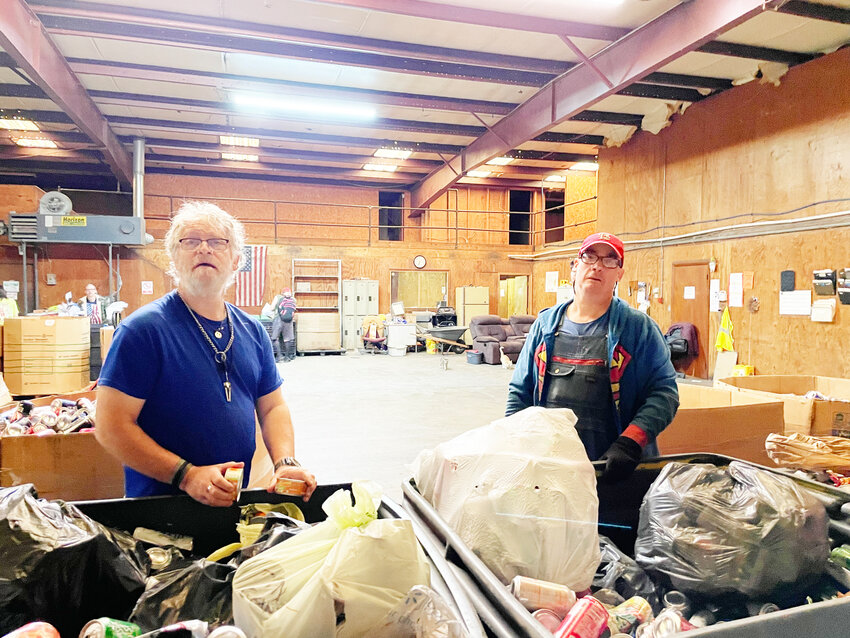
[{"x1": 469, "y1": 315, "x2": 524, "y2": 365}]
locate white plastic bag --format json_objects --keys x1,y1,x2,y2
[
  {"x1": 411, "y1": 407, "x2": 600, "y2": 590},
  {"x1": 232, "y1": 481, "x2": 430, "y2": 638}
]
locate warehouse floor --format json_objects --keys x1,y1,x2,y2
[{"x1": 278, "y1": 350, "x2": 513, "y2": 502}]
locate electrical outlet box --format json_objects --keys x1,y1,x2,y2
[{"x1": 46, "y1": 273, "x2": 57, "y2": 285}]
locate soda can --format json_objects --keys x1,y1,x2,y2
[
  {"x1": 79, "y1": 618, "x2": 142, "y2": 638},
  {"x1": 136, "y1": 620, "x2": 208, "y2": 638},
  {"x1": 662, "y1": 590, "x2": 691, "y2": 617},
  {"x1": 274, "y1": 477, "x2": 307, "y2": 497},
  {"x1": 224, "y1": 466, "x2": 243, "y2": 501},
  {"x1": 4, "y1": 622, "x2": 60, "y2": 638},
  {"x1": 554, "y1": 596, "x2": 609, "y2": 638},
  {"x1": 531, "y1": 608, "x2": 563, "y2": 632},
  {"x1": 146, "y1": 546, "x2": 173, "y2": 571},
  {"x1": 511, "y1": 575, "x2": 577, "y2": 616},
  {"x1": 830, "y1": 545, "x2": 850, "y2": 569}
]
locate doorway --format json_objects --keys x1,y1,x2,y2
[
  {"x1": 671, "y1": 261, "x2": 710, "y2": 378},
  {"x1": 498, "y1": 275, "x2": 528, "y2": 317}
]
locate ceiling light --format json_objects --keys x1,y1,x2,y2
[
  {"x1": 467, "y1": 170, "x2": 491, "y2": 178},
  {"x1": 221, "y1": 152, "x2": 258, "y2": 162},
  {"x1": 485, "y1": 156, "x2": 513, "y2": 166},
  {"x1": 374, "y1": 148, "x2": 412, "y2": 160},
  {"x1": 220, "y1": 135, "x2": 259, "y2": 147},
  {"x1": 362, "y1": 163, "x2": 397, "y2": 173},
  {"x1": 13, "y1": 138, "x2": 57, "y2": 148},
  {"x1": 0, "y1": 118, "x2": 39, "y2": 131},
  {"x1": 544, "y1": 174, "x2": 567, "y2": 182},
  {"x1": 569, "y1": 162, "x2": 599, "y2": 172},
  {"x1": 233, "y1": 93, "x2": 376, "y2": 120}
]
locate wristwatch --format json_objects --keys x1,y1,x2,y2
[{"x1": 274, "y1": 456, "x2": 301, "y2": 470}]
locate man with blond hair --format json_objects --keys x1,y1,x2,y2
[{"x1": 97, "y1": 201, "x2": 316, "y2": 504}]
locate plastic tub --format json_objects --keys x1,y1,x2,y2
[
  {"x1": 466, "y1": 350, "x2": 483, "y2": 364},
  {"x1": 402, "y1": 454, "x2": 850, "y2": 638}
]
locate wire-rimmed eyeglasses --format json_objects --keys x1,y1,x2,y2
[
  {"x1": 579, "y1": 251, "x2": 622, "y2": 269},
  {"x1": 178, "y1": 237, "x2": 230, "y2": 251}
]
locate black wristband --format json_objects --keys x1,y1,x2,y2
[{"x1": 171, "y1": 459, "x2": 192, "y2": 489}]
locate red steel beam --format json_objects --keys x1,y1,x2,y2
[
  {"x1": 411, "y1": 0, "x2": 779, "y2": 209},
  {"x1": 0, "y1": 0, "x2": 132, "y2": 185},
  {"x1": 305, "y1": 0, "x2": 628, "y2": 41}
]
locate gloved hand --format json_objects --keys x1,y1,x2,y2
[{"x1": 600, "y1": 435, "x2": 643, "y2": 483}]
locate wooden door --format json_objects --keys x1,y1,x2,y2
[{"x1": 671, "y1": 261, "x2": 710, "y2": 378}]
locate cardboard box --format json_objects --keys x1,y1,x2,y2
[
  {"x1": 717, "y1": 375, "x2": 850, "y2": 437},
  {"x1": 4, "y1": 316, "x2": 90, "y2": 347},
  {"x1": 657, "y1": 382, "x2": 785, "y2": 465},
  {"x1": 0, "y1": 390, "x2": 124, "y2": 500},
  {"x1": 100, "y1": 325, "x2": 115, "y2": 362}
]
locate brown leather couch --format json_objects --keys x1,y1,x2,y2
[{"x1": 469, "y1": 314, "x2": 529, "y2": 364}]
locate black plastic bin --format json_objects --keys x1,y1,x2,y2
[
  {"x1": 402, "y1": 454, "x2": 850, "y2": 638},
  {"x1": 74, "y1": 483, "x2": 486, "y2": 637}
]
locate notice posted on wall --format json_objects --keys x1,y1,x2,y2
[
  {"x1": 710, "y1": 279, "x2": 721, "y2": 312},
  {"x1": 729, "y1": 273, "x2": 744, "y2": 307},
  {"x1": 141, "y1": 281, "x2": 154, "y2": 295},
  {"x1": 779, "y1": 289, "x2": 812, "y2": 316},
  {"x1": 683, "y1": 286, "x2": 696, "y2": 300},
  {"x1": 545, "y1": 271, "x2": 559, "y2": 293}
]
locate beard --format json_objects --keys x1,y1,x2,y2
[{"x1": 179, "y1": 265, "x2": 234, "y2": 298}]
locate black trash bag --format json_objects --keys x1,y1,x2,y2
[
  {"x1": 131, "y1": 560, "x2": 234, "y2": 631},
  {"x1": 593, "y1": 535, "x2": 661, "y2": 612},
  {"x1": 0, "y1": 484, "x2": 149, "y2": 637},
  {"x1": 634, "y1": 462, "x2": 829, "y2": 598}
]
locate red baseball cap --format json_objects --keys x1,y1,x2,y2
[{"x1": 579, "y1": 232, "x2": 624, "y2": 262}]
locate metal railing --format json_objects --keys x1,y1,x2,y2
[{"x1": 145, "y1": 193, "x2": 596, "y2": 249}]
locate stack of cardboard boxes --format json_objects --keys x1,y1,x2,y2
[{"x1": 3, "y1": 316, "x2": 90, "y2": 395}]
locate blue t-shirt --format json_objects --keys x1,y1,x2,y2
[
  {"x1": 99, "y1": 290, "x2": 282, "y2": 497},
  {"x1": 561, "y1": 307, "x2": 610, "y2": 337}
]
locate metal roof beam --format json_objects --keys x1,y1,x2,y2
[
  {"x1": 410, "y1": 0, "x2": 783, "y2": 209},
  {"x1": 778, "y1": 1, "x2": 850, "y2": 24},
  {"x1": 300, "y1": 0, "x2": 629, "y2": 41},
  {"x1": 0, "y1": 0, "x2": 132, "y2": 185},
  {"x1": 698, "y1": 40, "x2": 815, "y2": 65}
]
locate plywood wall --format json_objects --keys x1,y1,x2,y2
[{"x1": 597, "y1": 46, "x2": 850, "y2": 378}]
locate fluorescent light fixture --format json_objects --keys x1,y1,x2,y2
[
  {"x1": 544, "y1": 174, "x2": 567, "y2": 182},
  {"x1": 13, "y1": 137, "x2": 58, "y2": 148},
  {"x1": 467, "y1": 170, "x2": 491, "y2": 178},
  {"x1": 362, "y1": 163, "x2": 397, "y2": 173},
  {"x1": 569, "y1": 161, "x2": 599, "y2": 172},
  {"x1": 485, "y1": 156, "x2": 513, "y2": 166},
  {"x1": 0, "y1": 118, "x2": 39, "y2": 131},
  {"x1": 233, "y1": 93, "x2": 376, "y2": 120},
  {"x1": 220, "y1": 135, "x2": 259, "y2": 147},
  {"x1": 374, "y1": 148, "x2": 412, "y2": 160},
  {"x1": 221, "y1": 152, "x2": 258, "y2": 162}
]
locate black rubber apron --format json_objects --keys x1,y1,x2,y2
[{"x1": 543, "y1": 331, "x2": 619, "y2": 460}]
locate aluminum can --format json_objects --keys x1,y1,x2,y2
[
  {"x1": 224, "y1": 466, "x2": 243, "y2": 501},
  {"x1": 662, "y1": 590, "x2": 691, "y2": 617},
  {"x1": 4, "y1": 622, "x2": 60, "y2": 638},
  {"x1": 146, "y1": 546, "x2": 173, "y2": 571},
  {"x1": 554, "y1": 596, "x2": 609, "y2": 638},
  {"x1": 608, "y1": 596, "x2": 653, "y2": 634},
  {"x1": 511, "y1": 575, "x2": 577, "y2": 615},
  {"x1": 79, "y1": 618, "x2": 142, "y2": 638},
  {"x1": 136, "y1": 620, "x2": 208, "y2": 638},
  {"x1": 531, "y1": 608, "x2": 563, "y2": 632},
  {"x1": 274, "y1": 477, "x2": 307, "y2": 497}
]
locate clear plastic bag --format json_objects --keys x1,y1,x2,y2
[
  {"x1": 412, "y1": 407, "x2": 600, "y2": 590},
  {"x1": 766, "y1": 432, "x2": 850, "y2": 472},
  {"x1": 634, "y1": 462, "x2": 829, "y2": 597},
  {"x1": 594, "y1": 536, "x2": 660, "y2": 612},
  {"x1": 368, "y1": 585, "x2": 469, "y2": 638}
]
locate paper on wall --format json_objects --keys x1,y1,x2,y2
[
  {"x1": 684, "y1": 286, "x2": 696, "y2": 300},
  {"x1": 710, "y1": 279, "x2": 720, "y2": 312},
  {"x1": 779, "y1": 290, "x2": 812, "y2": 316},
  {"x1": 729, "y1": 273, "x2": 744, "y2": 307},
  {"x1": 545, "y1": 271, "x2": 559, "y2": 293}
]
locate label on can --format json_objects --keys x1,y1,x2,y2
[
  {"x1": 275, "y1": 477, "x2": 307, "y2": 497},
  {"x1": 511, "y1": 575, "x2": 577, "y2": 615},
  {"x1": 554, "y1": 596, "x2": 609, "y2": 638},
  {"x1": 79, "y1": 618, "x2": 142, "y2": 638},
  {"x1": 224, "y1": 467, "x2": 244, "y2": 501}
]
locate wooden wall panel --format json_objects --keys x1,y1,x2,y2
[
  {"x1": 597, "y1": 47, "x2": 850, "y2": 378},
  {"x1": 0, "y1": 185, "x2": 42, "y2": 220}
]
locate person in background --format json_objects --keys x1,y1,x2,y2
[
  {"x1": 79, "y1": 283, "x2": 109, "y2": 324},
  {"x1": 96, "y1": 200, "x2": 316, "y2": 505},
  {"x1": 275, "y1": 288, "x2": 297, "y2": 362},
  {"x1": 0, "y1": 288, "x2": 19, "y2": 321},
  {"x1": 506, "y1": 232, "x2": 678, "y2": 482}
]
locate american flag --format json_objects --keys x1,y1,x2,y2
[{"x1": 234, "y1": 245, "x2": 267, "y2": 307}]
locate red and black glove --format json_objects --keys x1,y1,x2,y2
[{"x1": 600, "y1": 425, "x2": 647, "y2": 483}]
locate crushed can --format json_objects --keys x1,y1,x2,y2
[
  {"x1": 511, "y1": 575, "x2": 577, "y2": 616},
  {"x1": 274, "y1": 477, "x2": 307, "y2": 497},
  {"x1": 3, "y1": 622, "x2": 60, "y2": 638},
  {"x1": 224, "y1": 466, "x2": 244, "y2": 501}
]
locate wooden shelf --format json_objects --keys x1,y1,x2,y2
[
  {"x1": 299, "y1": 306, "x2": 339, "y2": 311},
  {"x1": 296, "y1": 290, "x2": 339, "y2": 295},
  {"x1": 294, "y1": 275, "x2": 339, "y2": 279}
]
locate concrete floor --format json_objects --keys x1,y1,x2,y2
[{"x1": 278, "y1": 350, "x2": 514, "y2": 502}]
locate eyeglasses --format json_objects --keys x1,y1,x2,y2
[
  {"x1": 579, "y1": 251, "x2": 622, "y2": 269},
  {"x1": 178, "y1": 237, "x2": 230, "y2": 251}
]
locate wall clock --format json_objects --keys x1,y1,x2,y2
[{"x1": 413, "y1": 255, "x2": 427, "y2": 269}]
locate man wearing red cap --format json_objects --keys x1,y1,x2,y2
[{"x1": 507, "y1": 232, "x2": 678, "y2": 481}]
